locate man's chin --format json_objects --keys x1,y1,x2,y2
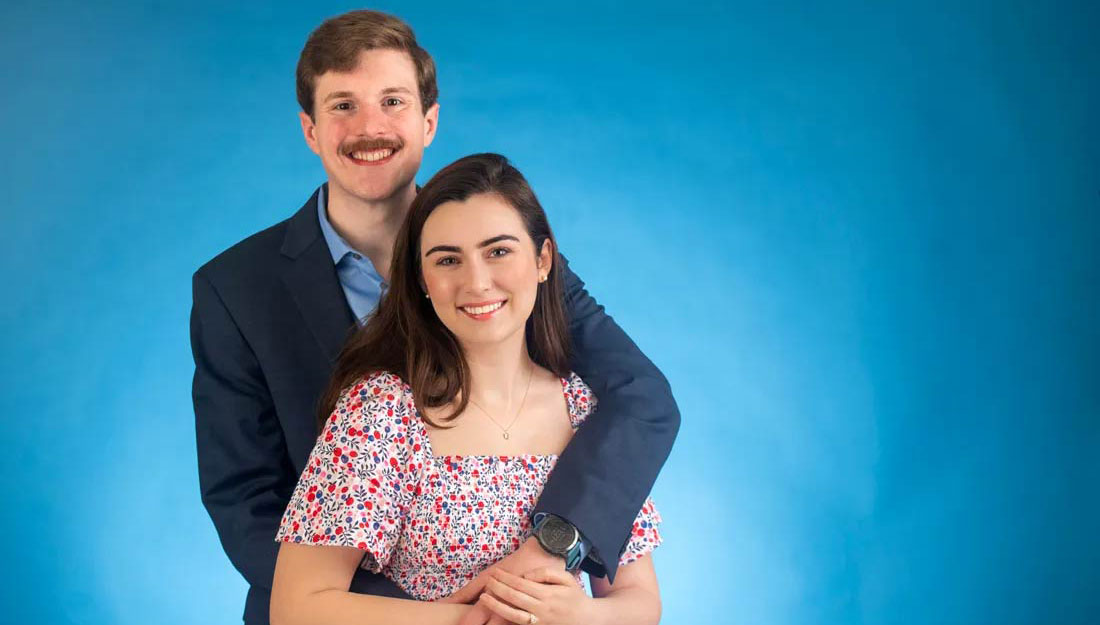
[{"x1": 330, "y1": 177, "x2": 415, "y2": 205}]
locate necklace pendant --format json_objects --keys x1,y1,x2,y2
[{"x1": 502, "y1": 432, "x2": 510, "y2": 440}]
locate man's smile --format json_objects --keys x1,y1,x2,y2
[
  {"x1": 348, "y1": 148, "x2": 395, "y2": 163},
  {"x1": 342, "y1": 139, "x2": 402, "y2": 165}
]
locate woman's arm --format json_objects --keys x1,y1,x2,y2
[
  {"x1": 588, "y1": 555, "x2": 661, "y2": 625},
  {"x1": 477, "y1": 555, "x2": 660, "y2": 625},
  {"x1": 272, "y1": 373, "x2": 455, "y2": 624},
  {"x1": 271, "y1": 542, "x2": 470, "y2": 625}
]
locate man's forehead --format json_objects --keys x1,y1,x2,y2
[{"x1": 318, "y1": 48, "x2": 418, "y2": 88}]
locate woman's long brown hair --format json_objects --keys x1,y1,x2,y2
[{"x1": 316, "y1": 153, "x2": 571, "y2": 430}]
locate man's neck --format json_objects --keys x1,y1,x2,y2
[{"x1": 324, "y1": 182, "x2": 416, "y2": 281}]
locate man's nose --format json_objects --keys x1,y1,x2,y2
[{"x1": 354, "y1": 106, "x2": 388, "y2": 136}]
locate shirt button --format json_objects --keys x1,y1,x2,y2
[{"x1": 352, "y1": 253, "x2": 362, "y2": 260}]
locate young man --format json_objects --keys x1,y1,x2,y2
[{"x1": 191, "y1": 10, "x2": 679, "y2": 625}]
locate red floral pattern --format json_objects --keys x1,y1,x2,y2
[{"x1": 276, "y1": 371, "x2": 662, "y2": 600}]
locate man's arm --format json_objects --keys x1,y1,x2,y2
[
  {"x1": 535, "y1": 257, "x2": 680, "y2": 582},
  {"x1": 191, "y1": 270, "x2": 296, "y2": 593}
]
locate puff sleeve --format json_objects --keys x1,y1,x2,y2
[
  {"x1": 618, "y1": 497, "x2": 662, "y2": 566},
  {"x1": 276, "y1": 372, "x2": 425, "y2": 572}
]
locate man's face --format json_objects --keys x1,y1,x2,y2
[{"x1": 300, "y1": 48, "x2": 439, "y2": 204}]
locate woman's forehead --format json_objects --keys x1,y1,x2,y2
[{"x1": 420, "y1": 194, "x2": 529, "y2": 247}]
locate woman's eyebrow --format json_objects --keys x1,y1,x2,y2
[
  {"x1": 477, "y1": 234, "x2": 521, "y2": 248},
  {"x1": 424, "y1": 234, "x2": 520, "y2": 257},
  {"x1": 424, "y1": 244, "x2": 460, "y2": 256}
]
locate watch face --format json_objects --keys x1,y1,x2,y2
[{"x1": 539, "y1": 516, "x2": 578, "y2": 553}]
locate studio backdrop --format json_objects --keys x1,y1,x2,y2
[{"x1": 1, "y1": 1, "x2": 1097, "y2": 624}]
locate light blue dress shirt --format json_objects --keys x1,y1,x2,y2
[{"x1": 316, "y1": 185, "x2": 387, "y2": 325}]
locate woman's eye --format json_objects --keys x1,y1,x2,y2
[
  {"x1": 488, "y1": 247, "x2": 511, "y2": 258},
  {"x1": 436, "y1": 256, "x2": 458, "y2": 266}
]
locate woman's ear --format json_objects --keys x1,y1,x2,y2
[
  {"x1": 536, "y1": 239, "x2": 553, "y2": 280},
  {"x1": 417, "y1": 265, "x2": 430, "y2": 298}
]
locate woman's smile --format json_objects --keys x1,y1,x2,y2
[{"x1": 458, "y1": 299, "x2": 508, "y2": 320}]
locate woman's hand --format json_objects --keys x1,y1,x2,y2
[
  {"x1": 442, "y1": 538, "x2": 564, "y2": 605},
  {"x1": 478, "y1": 566, "x2": 593, "y2": 625}
]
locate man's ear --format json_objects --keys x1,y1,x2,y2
[
  {"x1": 422, "y1": 103, "x2": 440, "y2": 148},
  {"x1": 299, "y1": 111, "x2": 321, "y2": 156}
]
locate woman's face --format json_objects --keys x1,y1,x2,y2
[{"x1": 419, "y1": 192, "x2": 552, "y2": 349}]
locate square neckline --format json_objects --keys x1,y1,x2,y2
[{"x1": 405, "y1": 373, "x2": 580, "y2": 462}]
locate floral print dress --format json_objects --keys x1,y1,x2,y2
[{"x1": 276, "y1": 371, "x2": 662, "y2": 601}]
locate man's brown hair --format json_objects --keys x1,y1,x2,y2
[{"x1": 296, "y1": 10, "x2": 438, "y2": 118}]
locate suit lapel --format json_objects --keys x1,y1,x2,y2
[{"x1": 280, "y1": 188, "x2": 356, "y2": 364}]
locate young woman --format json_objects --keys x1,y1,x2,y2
[{"x1": 270, "y1": 154, "x2": 662, "y2": 625}]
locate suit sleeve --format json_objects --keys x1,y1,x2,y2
[
  {"x1": 534, "y1": 257, "x2": 680, "y2": 582},
  {"x1": 191, "y1": 270, "x2": 296, "y2": 592}
]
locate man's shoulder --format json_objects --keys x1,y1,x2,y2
[
  {"x1": 194, "y1": 187, "x2": 321, "y2": 287},
  {"x1": 195, "y1": 216, "x2": 292, "y2": 286}
]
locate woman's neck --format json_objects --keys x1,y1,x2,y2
[{"x1": 461, "y1": 333, "x2": 535, "y2": 409}]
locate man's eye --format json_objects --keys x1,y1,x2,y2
[
  {"x1": 384, "y1": 97, "x2": 402, "y2": 107},
  {"x1": 333, "y1": 102, "x2": 353, "y2": 111}
]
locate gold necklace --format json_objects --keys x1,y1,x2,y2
[{"x1": 467, "y1": 363, "x2": 534, "y2": 440}]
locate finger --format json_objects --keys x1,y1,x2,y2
[
  {"x1": 523, "y1": 565, "x2": 577, "y2": 586},
  {"x1": 490, "y1": 567, "x2": 550, "y2": 601},
  {"x1": 444, "y1": 572, "x2": 490, "y2": 604},
  {"x1": 479, "y1": 592, "x2": 536, "y2": 625},
  {"x1": 455, "y1": 605, "x2": 491, "y2": 625},
  {"x1": 486, "y1": 577, "x2": 539, "y2": 612}
]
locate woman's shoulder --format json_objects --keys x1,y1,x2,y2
[
  {"x1": 329, "y1": 370, "x2": 415, "y2": 429},
  {"x1": 340, "y1": 370, "x2": 412, "y2": 403}
]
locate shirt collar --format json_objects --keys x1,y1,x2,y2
[{"x1": 316, "y1": 184, "x2": 357, "y2": 266}]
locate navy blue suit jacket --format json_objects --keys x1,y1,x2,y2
[{"x1": 191, "y1": 188, "x2": 679, "y2": 624}]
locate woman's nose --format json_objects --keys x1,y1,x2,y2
[{"x1": 463, "y1": 258, "x2": 492, "y2": 292}]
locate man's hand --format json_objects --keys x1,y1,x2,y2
[{"x1": 443, "y1": 537, "x2": 564, "y2": 605}]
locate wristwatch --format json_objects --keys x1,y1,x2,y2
[{"x1": 532, "y1": 513, "x2": 587, "y2": 571}]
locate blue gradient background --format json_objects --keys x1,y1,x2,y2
[{"x1": 2, "y1": 1, "x2": 1097, "y2": 624}]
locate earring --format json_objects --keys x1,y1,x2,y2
[
  {"x1": 538, "y1": 275, "x2": 547, "y2": 283},
  {"x1": 425, "y1": 293, "x2": 430, "y2": 299}
]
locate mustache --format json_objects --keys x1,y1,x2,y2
[{"x1": 341, "y1": 138, "x2": 403, "y2": 153}]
